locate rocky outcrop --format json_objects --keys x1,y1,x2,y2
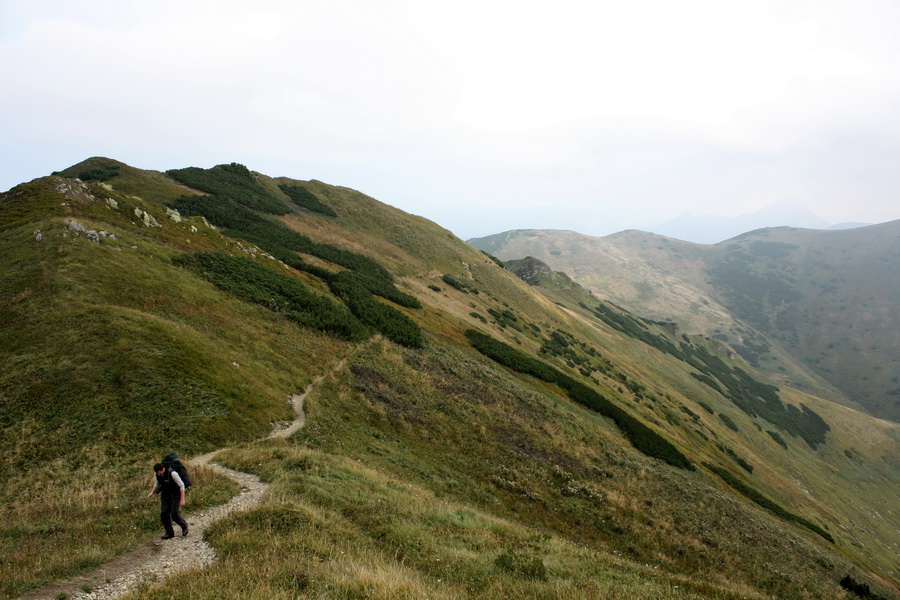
[
  {"x1": 133, "y1": 208, "x2": 161, "y2": 228},
  {"x1": 505, "y1": 256, "x2": 580, "y2": 291}
]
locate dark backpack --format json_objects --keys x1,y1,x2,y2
[{"x1": 162, "y1": 452, "x2": 193, "y2": 488}]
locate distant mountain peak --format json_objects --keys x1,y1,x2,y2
[{"x1": 651, "y1": 201, "x2": 833, "y2": 244}]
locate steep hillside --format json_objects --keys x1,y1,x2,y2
[
  {"x1": 1, "y1": 159, "x2": 898, "y2": 600},
  {"x1": 470, "y1": 226, "x2": 900, "y2": 422}
]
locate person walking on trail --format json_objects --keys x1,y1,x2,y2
[{"x1": 148, "y1": 462, "x2": 188, "y2": 539}]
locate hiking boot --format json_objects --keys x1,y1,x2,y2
[
  {"x1": 181, "y1": 525, "x2": 189, "y2": 537},
  {"x1": 160, "y1": 533, "x2": 175, "y2": 540}
]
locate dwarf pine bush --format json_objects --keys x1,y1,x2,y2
[
  {"x1": 278, "y1": 184, "x2": 337, "y2": 217},
  {"x1": 465, "y1": 330, "x2": 693, "y2": 470},
  {"x1": 583, "y1": 300, "x2": 830, "y2": 448},
  {"x1": 168, "y1": 164, "x2": 425, "y2": 348}
]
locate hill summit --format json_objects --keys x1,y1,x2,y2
[{"x1": 1, "y1": 158, "x2": 898, "y2": 599}]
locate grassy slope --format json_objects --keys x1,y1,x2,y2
[
  {"x1": 1, "y1": 160, "x2": 898, "y2": 599},
  {"x1": 468, "y1": 229, "x2": 842, "y2": 405},
  {"x1": 700, "y1": 224, "x2": 900, "y2": 421},
  {"x1": 519, "y1": 267, "x2": 900, "y2": 576},
  {"x1": 469, "y1": 225, "x2": 900, "y2": 421},
  {"x1": 0, "y1": 173, "x2": 348, "y2": 597}
]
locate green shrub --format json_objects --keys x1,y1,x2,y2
[
  {"x1": 341, "y1": 291, "x2": 424, "y2": 349},
  {"x1": 488, "y1": 307, "x2": 518, "y2": 329},
  {"x1": 767, "y1": 430, "x2": 788, "y2": 449},
  {"x1": 704, "y1": 463, "x2": 833, "y2": 543},
  {"x1": 278, "y1": 184, "x2": 337, "y2": 217},
  {"x1": 718, "y1": 413, "x2": 739, "y2": 432},
  {"x1": 329, "y1": 270, "x2": 421, "y2": 309},
  {"x1": 481, "y1": 251, "x2": 505, "y2": 268},
  {"x1": 168, "y1": 163, "x2": 289, "y2": 215},
  {"x1": 583, "y1": 302, "x2": 683, "y2": 357},
  {"x1": 441, "y1": 274, "x2": 478, "y2": 294},
  {"x1": 736, "y1": 457, "x2": 754, "y2": 473},
  {"x1": 465, "y1": 330, "x2": 693, "y2": 470},
  {"x1": 583, "y1": 300, "x2": 830, "y2": 448},
  {"x1": 78, "y1": 165, "x2": 120, "y2": 181},
  {"x1": 840, "y1": 575, "x2": 888, "y2": 599},
  {"x1": 691, "y1": 372, "x2": 724, "y2": 394},
  {"x1": 168, "y1": 168, "x2": 425, "y2": 348},
  {"x1": 174, "y1": 252, "x2": 368, "y2": 341}
]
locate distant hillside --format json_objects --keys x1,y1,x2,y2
[
  {"x1": 470, "y1": 224, "x2": 900, "y2": 422},
  {"x1": 2, "y1": 158, "x2": 898, "y2": 599}
]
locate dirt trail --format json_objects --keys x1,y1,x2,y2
[{"x1": 19, "y1": 352, "x2": 356, "y2": 600}]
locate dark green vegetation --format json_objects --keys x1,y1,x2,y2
[
  {"x1": 583, "y1": 300, "x2": 830, "y2": 447},
  {"x1": 174, "y1": 252, "x2": 368, "y2": 341},
  {"x1": 465, "y1": 329, "x2": 694, "y2": 470},
  {"x1": 842, "y1": 575, "x2": 891, "y2": 600},
  {"x1": 441, "y1": 273, "x2": 479, "y2": 294},
  {"x1": 278, "y1": 183, "x2": 337, "y2": 217},
  {"x1": 166, "y1": 163, "x2": 423, "y2": 348},
  {"x1": 2, "y1": 158, "x2": 898, "y2": 600},
  {"x1": 77, "y1": 163, "x2": 121, "y2": 182},
  {"x1": 470, "y1": 224, "x2": 900, "y2": 422},
  {"x1": 703, "y1": 463, "x2": 834, "y2": 543},
  {"x1": 168, "y1": 162, "x2": 291, "y2": 215}
]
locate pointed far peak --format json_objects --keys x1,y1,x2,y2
[
  {"x1": 651, "y1": 199, "x2": 832, "y2": 244},
  {"x1": 751, "y1": 199, "x2": 829, "y2": 225}
]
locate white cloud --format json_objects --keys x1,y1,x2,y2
[{"x1": 2, "y1": 0, "x2": 900, "y2": 237}]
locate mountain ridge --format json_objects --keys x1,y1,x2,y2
[
  {"x1": 469, "y1": 222, "x2": 900, "y2": 422},
  {"x1": 1, "y1": 158, "x2": 898, "y2": 599}
]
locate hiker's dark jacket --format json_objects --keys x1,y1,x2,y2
[{"x1": 154, "y1": 469, "x2": 185, "y2": 497}]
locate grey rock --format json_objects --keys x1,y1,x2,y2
[{"x1": 65, "y1": 219, "x2": 86, "y2": 234}]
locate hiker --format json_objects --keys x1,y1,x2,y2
[{"x1": 148, "y1": 462, "x2": 189, "y2": 539}]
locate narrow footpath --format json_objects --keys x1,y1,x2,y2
[{"x1": 19, "y1": 351, "x2": 351, "y2": 600}]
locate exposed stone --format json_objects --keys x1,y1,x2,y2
[
  {"x1": 65, "y1": 219, "x2": 86, "y2": 234},
  {"x1": 133, "y1": 208, "x2": 161, "y2": 228},
  {"x1": 106, "y1": 198, "x2": 119, "y2": 210},
  {"x1": 86, "y1": 230, "x2": 100, "y2": 244},
  {"x1": 33, "y1": 230, "x2": 42, "y2": 241},
  {"x1": 54, "y1": 178, "x2": 95, "y2": 202},
  {"x1": 165, "y1": 208, "x2": 182, "y2": 222}
]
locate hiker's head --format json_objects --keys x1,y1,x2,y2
[{"x1": 153, "y1": 463, "x2": 165, "y2": 475}]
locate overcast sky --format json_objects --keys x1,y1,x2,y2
[{"x1": 2, "y1": 0, "x2": 900, "y2": 239}]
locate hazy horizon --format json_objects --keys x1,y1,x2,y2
[{"x1": 3, "y1": 1, "x2": 900, "y2": 240}]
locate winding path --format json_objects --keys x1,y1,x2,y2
[{"x1": 19, "y1": 352, "x2": 353, "y2": 600}]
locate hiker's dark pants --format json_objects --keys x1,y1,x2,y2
[{"x1": 160, "y1": 494, "x2": 188, "y2": 536}]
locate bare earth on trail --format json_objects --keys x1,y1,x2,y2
[{"x1": 18, "y1": 353, "x2": 350, "y2": 600}]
